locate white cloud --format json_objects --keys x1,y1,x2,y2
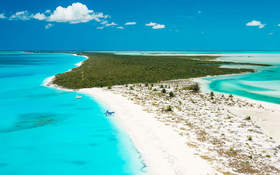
[
  {"x1": 101, "y1": 20, "x2": 107, "y2": 25},
  {"x1": 153, "y1": 24, "x2": 165, "y2": 29},
  {"x1": 48, "y1": 2, "x2": 107, "y2": 24},
  {"x1": 45, "y1": 23, "x2": 53, "y2": 29},
  {"x1": 197, "y1": 10, "x2": 202, "y2": 14},
  {"x1": 45, "y1": 10, "x2": 51, "y2": 14},
  {"x1": 246, "y1": 20, "x2": 265, "y2": 29},
  {"x1": 9, "y1": 11, "x2": 31, "y2": 21},
  {"x1": 146, "y1": 22, "x2": 156, "y2": 26},
  {"x1": 146, "y1": 22, "x2": 165, "y2": 29},
  {"x1": 105, "y1": 22, "x2": 117, "y2": 26},
  {"x1": 277, "y1": 24, "x2": 280, "y2": 27},
  {"x1": 2, "y1": 2, "x2": 114, "y2": 29},
  {"x1": 125, "y1": 21, "x2": 136, "y2": 25},
  {"x1": 117, "y1": 26, "x2": 124, "y2": 29},
  {"x1": 0, "y1": 13, "x2": 6, "y2": 19},
  {"x1": 33, "y1": 13, "x2": 47, "y2": 20}
]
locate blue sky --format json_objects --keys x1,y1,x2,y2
[{"x1": 0, "y1": 0, "x2": 280, "y2": 51}]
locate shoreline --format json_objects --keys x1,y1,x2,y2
[
  {"x1": 44, "y1": 53, "x2": 280, "y2": 174},
  {"x1": 79, "y1": 88, "x2": 218, "y2": 175},
  {"x1": 195, "y1": 76, "x2": 280, "y2": 144},
  {"x1": 44, "y1": 55, "x2": 218, "y2": 174}
]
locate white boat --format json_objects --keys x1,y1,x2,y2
[{"x1": 75, "y1": 95, "x2": 82, "y2": 99}]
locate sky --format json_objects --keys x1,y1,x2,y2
[{"x1": 0, "y1": 0, "x2": 280, "y2": 51}]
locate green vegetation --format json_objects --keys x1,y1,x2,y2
[
  {"x1": 248, "y1": 136, "x2": 252, "y2": 141},
  {"x1": 210, "y1": 91, "x2": 214, "y2": 99},
  {"x1": 245, "y1": 116, "x2": 251, "y2": 120},
  {"x1": 165, "y1": 105, "x2": 172, "y2": 112},
  {"x1": 161, "y1": 88, "x2": 166, "y2": 93},
  {"x1": 187, "y1": 83, "x2": 201, "y2": 92},
  {"x1": 53, "y1": 53, "x2": 266, "y2": 89},
  {"x1": 169, "y1": 91, "x2": 175, "y2": 97}
]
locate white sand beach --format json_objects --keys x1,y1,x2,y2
[
  {"x1": 79, "y1": 88, "x2": 218, "y2": 175},
  {"x1": 77, "y1": 80, "x2": 280, "y2": 174}
]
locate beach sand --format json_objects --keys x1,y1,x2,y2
[
  {"x1": 45, "y1": 75, "x2": 280, "y2": 174},
  {"x1": 79, "y1": 88, "x2": 218, "y2": 175},
  {"x1": 81, "y1": 80, "x2": 280, "y2": 174},
  {"x1": 195, "y1": 77, "x2": 280, "y2": 144}
]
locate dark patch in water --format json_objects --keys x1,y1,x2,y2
[
  {"x1": 107, "y1": 136, "x2": 117, "y2": 142},
  {"x1": 90, "y1": 133, "x2": 107, "y2": 138},
  {"x1": 0, "y1": 163, "x2": 8, "y2": 167},
  {"x1": 15, "y1": 146, "x2": 35, "y2": 150},
  {"x1": 75, "y1": 107, "x2": 93, "y2": 110},
  {"x1": 89, "y1": 143, "x2": 100, "y2": 147},
  {"x1": 68, "y1": 161, "x2": 87, "y2": 166},
  {"x1": 0, "y1": 113, "x2": 58, "y2": 133},
  {"x1": 0, "y1": 73, "x2": 35, "y2": 79},
  {"x1": 24, "y1": 91, "x2": 69, "y2": 99}
]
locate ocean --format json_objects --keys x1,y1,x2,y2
[{"x1": 0, "y1": 52, "x2": 144, "y2": 175}]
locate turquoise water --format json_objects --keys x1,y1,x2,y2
[
  {"x1": 204, "y1": 54, "x2": 280, "y2": 104},
  {"x1": 0, "y1": 52, "x2": 144, "y2": 175}
]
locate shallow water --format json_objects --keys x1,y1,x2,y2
[
  {"x1": 0, "y1": 52, "x2": 144, "y2": 175},
  {"x1": 204, "y1": 54, "x2": 280, "y2": 104}
]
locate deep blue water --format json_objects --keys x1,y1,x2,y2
[
  {"x1": 204, "y1": 54, "x2": 280, "y2": 104},
  {"x1": 0, "y1": 52, "x2": 144, "y2": 175}
]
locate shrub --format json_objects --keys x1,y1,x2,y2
[
  {"x1": 108, "y1": 85, "x2": 112, "y2": 89},
  {"x1": 145, "y1": 83, "x2": 149, "y2": 87},
  {"x1": 169, "y1": 91, "x2": 175, "y2": 97},
  {"x1": 245, "y1": 116, "x2": 251, "y2": 120},
  {"x1": 229, "y1": 94, "x2": 233, "y2": 98},
  {"x1": 160, "y1": 85, "x2": 164, "y2": 88},
  {"x1": 210, "y1": 91, "x2": 214, "y2": 100},
  {"x1": 161, "y1": 88, "x2": 166, "y2": 93},
  {"x1": 165, "y1": 105, "x2": 172, "y2": 112},
  {"x1": 130, "y1": 86, "x2": 134, "y2": 90},
  {"x1": 248, "y1": 136, "x2": 252, "y2": 141},
  {"x1": 188, "y1": 83, "x2": 200, "y2": 92}
]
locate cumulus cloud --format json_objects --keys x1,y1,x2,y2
[
  {"x1": 47, "y1": 2, "x2": 107, "y2": 24},
  {"x1": 117, "y1": 26, "x2": 124, "y2": 29},
  {"x1": 125, "y1": 21, "x2": 136, "y2": 25},
  {"x1": 9, "y1": 11, "x2": 31, "y2": 21},
  {"x1": 2, "y1": 2, "x2": 117, "y2": 30},
  {"x1": 145, "y1": 22, "x2": 165, "y2": 29},
  {"x1": 246, "y1": 20, "x2": 265, "y2": 29},
  {"x1": 0, "y1": 13, "x2": 6, "y2": 19},
  {"x1": 45, "y1": 23, "x2": 53, "y2": 29},
  {"x1": 33, "y1": 13, "x2": 47, "y2": 20}
]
